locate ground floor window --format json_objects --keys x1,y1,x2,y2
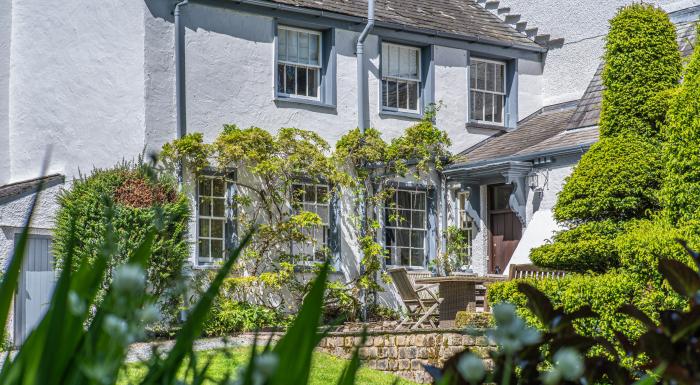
[
  {"x1": 456, "y1": 191, "x2": 474, "y2": 266},
  {"x1": 197, "y1": 174, "x2": 234, "y2": 265},
  {"x1": 384, "y1": 189, "x2": 427, "y2": 267},
  {"x1": 291, "y1": 183, "x2": 331, "y2": 263}
]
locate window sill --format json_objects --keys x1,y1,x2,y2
[
  {"x1": 274, "y1": 96, "x2": 336, "y2": 110},
  {"x1": 379, "y1": 109, "x2": 423, "y2": 120},
  {"x1": 465, "y1": 121, "x2": 512, "y2": 132}
]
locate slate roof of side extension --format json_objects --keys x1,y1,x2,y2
[
  {"x1": 567, "y1": 19, "x2": 698, "y2": 130},
  {"x1": 267, "y1": 0, "x2": 543, "y2": 50},
  {"x1": 0, "y1": 174, "x2": 65, "y2": 202},
  {"x1": 453, "y1": 101, "x2": 594, "y2": 164}
]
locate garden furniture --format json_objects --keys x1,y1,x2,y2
[{"x1": 388, "y1": 268, "x2": 443, "y2": 330}]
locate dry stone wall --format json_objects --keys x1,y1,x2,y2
[{"x1": 317, "y1": 328, "x2": 495, "y2": 383}]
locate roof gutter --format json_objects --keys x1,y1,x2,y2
[
  {"x1": 445, "y1": 141, "x2": 596, "y2": 175},
  {"x1": 174, "y1": 0, "x2": 189, "y2": 185},
  {"x1": 356, "y1": 0, "x2": 375, "y2": 132}
]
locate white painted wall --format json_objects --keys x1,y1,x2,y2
[{"x1": 0, "y1": 0, "x2": 11, "y2": 185}]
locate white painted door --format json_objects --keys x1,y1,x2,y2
[{"x1": 14, "y1": 236, "x2": 56, "y2": 345}]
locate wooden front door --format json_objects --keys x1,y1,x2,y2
[{"x1": 488, "y1": 185, "x2": 522, "y2": 274}]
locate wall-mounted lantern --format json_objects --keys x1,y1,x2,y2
[{"x1": 527, "y1": 171, "x2": 539, "y2": 190}]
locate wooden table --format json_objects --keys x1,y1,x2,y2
[{"x1": 415, "y1": 275, "x2": 506, "y2": 328}]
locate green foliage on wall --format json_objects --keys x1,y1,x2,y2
[
  {"x1": 554, "y1": 135, "x2": 662, "y2": 224},
  {"x1": 529, "y1": 220, "x2": 622, "y2": 273},
  {"x1": 52, "y1": 162, "x2": 190, "y2": 319},
  {"x1": 662, "y1": 27, "x2": 700, "y2": 226},
  {"x1": 599, "y1": 3, "x2": 682, "y2": 139}
]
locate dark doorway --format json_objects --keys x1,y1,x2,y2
[{"x1": 488, "y1": 184, "x2": 522, "y2": 274}]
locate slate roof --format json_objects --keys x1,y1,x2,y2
[
  {"x1": 453, "y1": 101, "x2": 580, "y2": 164},
  {"x1": 266, "y1": 0, "x2": 542, "y2": 50},
  {"x1": 0, "y1": 174, "x2": 65, "y2": 202},
  {"x1": 568, "y1": 19, "x2": 697, "y2": 130}
]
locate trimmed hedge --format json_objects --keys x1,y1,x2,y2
[
  {"x1": 529, "y1": 220, "x2": 622, "y2": 273},
  {"x1": 599, "y1": 3, "x2": 682, "y2": 139},
  {"x1": 662, "y1": 26, "x2": 700, "y2": 226},
  {"x1": 53, "y1": 164, "x2": 190, "y2": 314},
  {"x1": 554, "y1": 135, "x2": 663, "y2": 223}
]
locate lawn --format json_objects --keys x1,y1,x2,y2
[{"x1": 119, "y1": 347, "x2": 420, "y2": 385}]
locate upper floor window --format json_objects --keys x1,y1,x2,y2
[
  {"x1": 384, "y1": 189, "x2": 427, "y2": 267},
  {"x1": 198, "y1": 175, "x2": 233, "y2": 265},
  {"x1": 381, "y1": 43, "x2": 421, "y2": 113},
  {"x1": 277, "y1": 26, "x2": 321, "y2": 99},
  {"x1": 470, "y1": 58, "x2": 506, "y2": 125},
  {"x1": 292, "y1": 183, "x2": 330, "y2": 263}
]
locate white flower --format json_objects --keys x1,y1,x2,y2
[
  {"x1": 113, "y1": 264, "x2": 146, "y2": 295},
  {"x1": 457, "y1": 353, "x2": 485, "y2": 383},
  {"x1": 553, "y1": 348, "x2": 584, "y2": 381}
]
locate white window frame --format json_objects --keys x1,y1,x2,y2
[
  {"x1": 383, "y1": 189, "x2": 428, "y2": 268},
  {"x1": 197, "y1": 175, "x2": 232, "y2": 265},
  {"x1": 470, "y1": 57, "x2": 506, "y2": 126},
  {"x1": 277, "y1": 25, "x2": 322, "y2": 101},
  {"x1": 291, "y1": 182, "x2": 331, "y2": 264},
  {"x1": 381, "y1": 43, "x2": 422, "y2": 114},
  {"x1": 456, "y1": 191, "x2": 474, "y2": 265}
]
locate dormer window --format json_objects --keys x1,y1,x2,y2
[{"x1": 470, "y1": 58, "x2": 506, "y2": 125}]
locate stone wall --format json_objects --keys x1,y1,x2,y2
[{"x1": 317, "y1": 328, "x2": 495, "y2": 383}]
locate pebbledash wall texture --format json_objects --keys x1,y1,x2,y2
[{"x1": 317, "y1": 327, "x2": 495, "y2": 383}]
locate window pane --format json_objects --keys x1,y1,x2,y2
[
  {"x1": 396, "y1": 229, "x2": 410, "y2": 247},
  {"x1": 213, "y1": 179, "x2": 225, "y2": 197},
  {"x1": 213, "y1": 198, "x2": 225, "y2": 217},
  {"x1": 496, "y1": 64, "x2": 505, "y2": 93},
  {"x1": 412, "y1": 192, "x2": 425, "y2": 210},
  {"x1": 199, "y1": 197, "x2": 212, "y2": 216},
  {"x1": 398, "y1": 81, "x2": 408, "y2": 109},
  {"x1": 304, "y1": 184, "x2": 316, "y2": 202},
  {"x1": 473, "y1": 91, "x2": 484, "y2": 121},
  {"x1": 297, "y1": 67, "x2": 307, "y2": 96},
  {"x1": 199, "y1": 218, "x2": 209, "y2": 237},
  {"x1": 400, "y1": 248, "x2": 410, "y2": 265},
  {"x1": 199, "y1": 239, "x2": 210, "y2": 259},
  {"x1": 288, "y1": 30, "x2": 298, "y2": 62},
  {"x1": 411, "y1": 211, "x2": 424, "y2": 229},
  {"x1": 285, "y1": 65, "x2": 295, "y2": 94},
  {"x1": 389, "y1": 45, "x2": 400, "y2": 76},
  {"x1": 399, "y1": 47, "x2": 410, "y2": 78},
  {"x1": 278, "y1": 29, "x2": 287, "y2": 61},
  {"x1": 385, "y1": 228, "x2": 395, "y2": 247},
  {"x1": 486, "y1": 62, "x2": 495, "y2": 91},
  {"x1": 397, "y1": 191, "x2": 411, "y2": 208},
  {"x1": 408, "y1": 81, "x2": 418, "y2": 111},
  {"x1": 211, "y1": 219, "x2": 224, "y2": 239},
  {"x1": 299, "y1": 32, "x2": 309, "y2": 64},
  {"x1": 398, "y1": 210, "x2": 411, "y2": 227},
  {"x1": 411, "y1": 230, "x2": 424, "y2": 248},
  {"x1": 199, "y1": 179, "x2": 211, "y2": 196},
  {"x1": 409, "y1": 48, "x2": 419, "y2": 79},
  {"x1": 411, "y1": 248, "x2": 424, "y2": 267},
  {"x1": 476, "y1": 61, "x2": 485, "y2": 90},
  {"x1": 470, "y1": 63, "x2": 477, "y2": 89},
  {"x1": 382, "y1": 80, "x2": 388, "y2": 107},
  {"x1": 308, "y1": 68, "x2": 318, "y2": 98},
  {"x1": 310, "y1": 34, "x2": 320, "y2": 66},
  {"x1": 317, "y1": 185, "x2": 329, "y2": 203},
  {"x1": 494, "y1": 94, "x2": 504, "y2": 123},
  {"x1": 485, "y1": 93, "x2": 494, "y2": 122},
  {"x1": 385, "y1": 208, "x2": 397, "y2": 227},
  {"x1": 211, "y1": 239, "x2": 223, "y2": 259},
  {"x1": 387, "y1": 81, "x2": 398, "y2": 108}
]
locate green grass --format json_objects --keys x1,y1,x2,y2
[{"x1": 119, "y1": 347, "x2": 420, "y2": 385}]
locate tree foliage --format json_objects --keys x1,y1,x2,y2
[{"x1": 599, "y1": 3, "x2": 682, "y2": 138}]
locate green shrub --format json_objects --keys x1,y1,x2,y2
[
  {"x1": 487, "y1": 272, "x2": 675, "y2": 343},
  {"x1": 554, "y1": 135, "x2": 663, "y2": 223},
  {"x1": 53, "y1": 162, "x2": 190, "y2": 318},
  {"x1": 202, "y1": 299, "x2": 286, "y2": 336},
  {"x1": 455, "y1": 311, "x2": 493, "y2": 329},
  {"x1": 662, "y1": 28, "x2": 700, "y2": 226},
  {"x1": 530, "y1": 220, "x2": 622, "y2": 272},
  {"x1": 599, "y1": 3, "x2": 682, "y2": 139}
]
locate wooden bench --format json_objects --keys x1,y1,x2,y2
[{"x1": 507, "y1": 264, "x2": 568, "y2": 280}]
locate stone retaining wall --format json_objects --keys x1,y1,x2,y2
[{"x1": 317, "y1": 329, "x2": 495, "y2": 383}]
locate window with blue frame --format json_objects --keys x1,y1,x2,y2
[
  {"x1": 197, "y1": 174, "x2": 235, "y2": 265},
  {"x1": 384, "y1": 189, "x2": 427, "y2": 267},
  {"x1": 277, "y1": 26, "x2": 322, "y2": 100},
  {"x1": 381, "y1": 43, "x2": 421, "y2": 113},
  {"x1": 470, "y1": 58, "x2": 506, "y2": 125}
]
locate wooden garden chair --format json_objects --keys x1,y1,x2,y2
[{"x1": 388, "y1": 268, "x2": 443, "y2": 330}]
